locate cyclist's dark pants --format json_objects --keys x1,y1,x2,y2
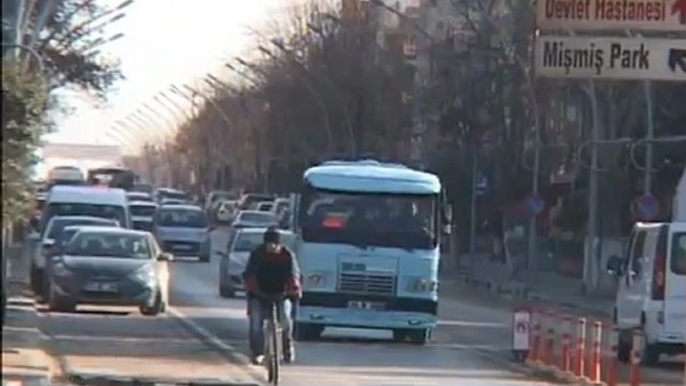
[{"x1": 248, "y1": 297, "x2": 293, "y2": 358}]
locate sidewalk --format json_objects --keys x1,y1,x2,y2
[
  {"x1": 2, "y1": 244, "x2": 53, "y2": 386},
  {"x1": 441, "y1": 254, "x2": 613, "y2": 318}
]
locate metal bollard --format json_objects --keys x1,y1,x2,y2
[
  {"x1": 629, "y1": 329, "x2": 642, "y2": 386},
  {"x1": 607, "y1": 326, "x2": 619, "y2": 386},
  {"x1": 560, "y1": 315, "x2": 571, "y2": 372},
  {"x1": 574, "y1": 317, "x2": 587, "y2": 377},
  {"x1": 589, "y1": 321, "x2": 602, "y2": 382}
]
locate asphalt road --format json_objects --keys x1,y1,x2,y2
[
  {"x1": 33, "y1": 227, "x2": 684, "y2": 385},
  {"x1": 167, "y1": 228, "x2": 555, "y2": 386}
]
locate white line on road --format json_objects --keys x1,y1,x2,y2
[{"x1": 166, "y1": 306, "x2": 264, "y2": 385}]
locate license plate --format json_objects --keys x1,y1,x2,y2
[
  {"x1": 84, "y1": 282, "x2": 118, "y2": 292},
  {"x1": 347, "y1": 301, "x2": 385, "y2": 310},
  {"x1": 174, "y1": 244, "x2": 193, "y2": 250}
]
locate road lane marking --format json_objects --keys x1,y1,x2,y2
[{"x1": 166, "y1": 306, "x2": 263, "y2": 385}]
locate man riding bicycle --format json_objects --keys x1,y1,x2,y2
[{"x1": 242, "y1": 227, "x2": 301, "y2": 365}]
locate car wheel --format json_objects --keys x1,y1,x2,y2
[
  {"x1": 140, "y1": 291, "x2": 164, "y2": 316},
  {"x1": 48, "y1": 288, "x2": 76, "y2": 313},
  {"x1": 294, "y1": 322, "x2": 323, "y2": 341},
  {"x1": 617, "y1": 329, "x2": 632, "y2": 363},
  {"x1": 219, "y1": 284, "x2": 235, "y2": 298},
  {"x1": 642, "y1": 341, "x2": 661, "y2": 366}
]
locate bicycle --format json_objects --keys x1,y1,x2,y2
[{"x1": 258, "y1": 293, "x2": 285, "y2": 385}]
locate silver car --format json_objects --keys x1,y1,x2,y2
[
  {"x1": 218, "y1": 228, "x2": 296, "y2": 298},
  {"x1": 153, "y1": 205, "x2": 210, "y2": 262}
]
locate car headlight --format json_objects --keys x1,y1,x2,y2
[
  {"x1": 130, "y1": 266, "x2": 156, "y2": 285},
  {"x1": 305, "y1": 272, "x2": 330, "y2": 288},
  {"x1": 406, "y1": 277, "x2": 438, "y2": 293},
  {"x1": 53, "y1": 261, "x2": 72, "y2": 277}
]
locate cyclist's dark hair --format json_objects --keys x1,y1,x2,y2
[{"x1": 263, "y1": 226, "x2": 280, "y2": 244}]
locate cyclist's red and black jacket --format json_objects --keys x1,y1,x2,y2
[{"x1": 242, "y1": 245, "x2": 301, "y2": 298}]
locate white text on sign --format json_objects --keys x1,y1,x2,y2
[
  {"x1": 534, "y1": 36, "x2": 686, "y2": 81},
  {"x1": 537, "y1": 0, "x2": 686, "y2": 31}
]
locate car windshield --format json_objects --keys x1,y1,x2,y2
[
  {"x1": 44, "y1": 203, "x2": 126, "y2": 234},
  {"x1": 64, "y1": 232, "x2": 151, "y2": 259},
  {"x1": 237, "y1": 212, "x2": 276, "y2": 225},
  {"x1": 258, "y1": 203, "x2": 273, "y2": 211},
  {"x1": 165, "y1": 191, "x2": 189, "y2": 201},
  {"x1": 157, "y1": 208, "x2": 207, "y2": 228},
  {"x1": 671, "y1": 232, "x2": 686, "y2": 275},
  {"x1": 130, "y1": 205, "x2": 156, "y2": 217},
  {"x1": 299, "y1": 190, "x2": 437, "y2": 250},
  {"x1": 233, "y1": 231, "x2": 296, "y2": 253},
  {"x1": 47, "y1": 218, "x2": 119, "y2": 240}
]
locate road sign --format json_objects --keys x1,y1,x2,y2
[
  {"x1": 631, "y1": 193, "x2": 660, "y2": 220},
  {"x1": 537, "y1": 0, "x2": 686, "y2": 31},
  {"x1": 534, "y1": 36, "x2": 686, "y2": 81},
  {"x1": 512, "y1": 308, "x2": 531, "y2": 355}
]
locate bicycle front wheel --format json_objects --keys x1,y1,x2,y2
[{"x1": 266, "y1": 306, "x2": 280, "y2": 384}]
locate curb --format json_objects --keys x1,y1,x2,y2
[
  {"x1": 166, "y1": 307, "x2": 263, "y2": 386},
  {"x1": 525, "y1": 360, "x2": 609, "y2": 386}
]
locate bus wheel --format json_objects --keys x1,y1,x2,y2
[
  {"x1": 295, "y1": 322, "x2": 323, "y2": 341},
  {"x1": 408, "y1": 329, "x2": 429, "y2": 345},
  {"x1": 392, "y1": 329, "x2": 409, "y2": 342}
]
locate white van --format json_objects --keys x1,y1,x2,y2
[{"x1": 607, "y1": 222, "x2": 686, "y2": 364}]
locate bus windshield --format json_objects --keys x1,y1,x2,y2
[{"x1": 299, "y1": 190, "x2": 437, "y2": 250}]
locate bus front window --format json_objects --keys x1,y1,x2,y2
[{"x1": 300, "y1": 191, "x2": 436, "y2": 250}]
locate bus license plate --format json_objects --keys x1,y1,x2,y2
[{"x1": 347, "y1": 301, "x2": 385, "y2": 310}]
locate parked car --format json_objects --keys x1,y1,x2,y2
[
  {"x1": 218, "y1": 228, "x2": 296, "y2": 298},
  {"x1": 606, "y1": 221, "x2": 686, "y2": 364},
  {"x1": 271, "y1": 197, "x2": 290, "y2": 217},
  {"x1": 129, "y1": 201, "x2": 158, "y2": 232},
  {"x1": 45, "y1": 227, "x2": 171, "y2": 315},
  {"x1": 230, "y1": 210, "x2": 278, "y2": 230},
  {"x1": 153, "y1": 205, "x2": 210, "y2": 262}
]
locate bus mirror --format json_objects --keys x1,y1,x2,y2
[{"x1": 442, "y1": 205, "x2": 453, "y2": 224}]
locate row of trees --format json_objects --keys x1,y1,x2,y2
[
  {"x1": 139, "y1": 0, "x2": 684, "y2": 240},
  {"x1": 2, "y1": 0, "x2": 123, "y2": 225}
]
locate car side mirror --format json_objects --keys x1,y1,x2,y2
[
  {"x1": 606, "y1": 255, "x2": 624, "y2": 277},
  {"x1": 157, "y1": 252, "x2": 174, "y2": 261},
  {"x1": 42, "y1": 239, "x2": 55, "y2": 249},
  {"x1": 215, "y1": 251, "x2": 228, "y2": 258}
]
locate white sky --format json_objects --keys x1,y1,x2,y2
[{"x1": 43, "y1": 0, "x2": 290, "y2": 149}]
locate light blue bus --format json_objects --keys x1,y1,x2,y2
[{"x1": 292, "y1": 160, "x2": 452, "y2": 344}]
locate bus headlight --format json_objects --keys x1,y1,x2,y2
[
  {"x1": 306, "y1": 272, "x2": 329, "y2": 288},
  {"x1": 406, "y1": 277, "x2": 438, "y2": 293}
]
